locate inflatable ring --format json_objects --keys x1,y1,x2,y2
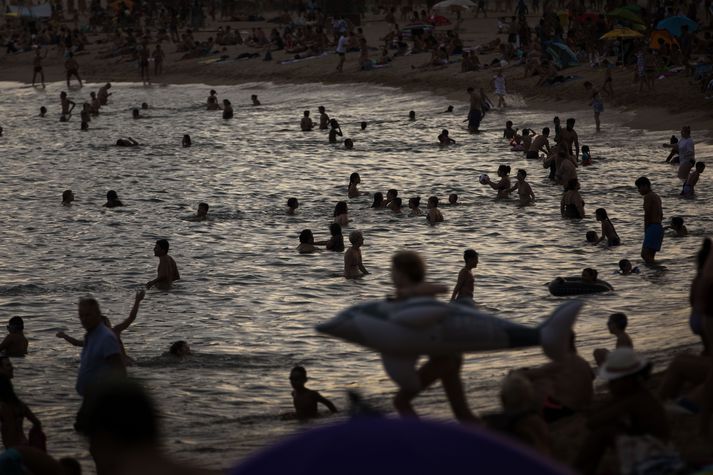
[{"x1": 548, "y1": 277, "x2": 613, "y2": 296}]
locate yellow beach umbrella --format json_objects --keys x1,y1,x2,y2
[{"x1": 600, "y1": 27, "x2": 644, "y2": 40}]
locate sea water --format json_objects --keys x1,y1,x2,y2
[{"x1": 0, "y1": 80, "x2": 710, "y2": 470}]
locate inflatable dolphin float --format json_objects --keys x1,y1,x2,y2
[{"x1": 317, "y1": 298, "x2": 582, "y2": 392}]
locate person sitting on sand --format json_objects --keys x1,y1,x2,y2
[
  {"x1": 425, "y1": 196, "x2": 444, "y2": 225},
  {"x1": 286, "y1": 197, "x2": 299, "y2": 215},
  {"x1": 315, "y1": 223, "x2": 345, "y2": 252},
  {"x1": 561, "y1": 179, "x2": 585, "y2": 219},
  {"x1": 482, "y1": 165, "x2": 512, "y2": 199},
  {"x1": 408, "y1": 197, "x2": 422, "y2": 216},
  {"x1": 104, "y1": 190, "x2": 124, "y2": 208},
  {"x1": 62, "y1": 190, "x2": 75, "y2": 206},
  {"x1": 618, "y1": 259, "x2": 641, "y2": 275},
  {"x1": 222, "y1": 100, "x2": 233, "y2": 120},
  {"x1": 438, "y1": 129, "x2": 456, "y2": 145},
  {"x1": 666, "y1": 216, "x2": 688, "y2": 236},
  {"x1": 682, "y1": 162, "x2": 705, "y2": 197},
  {"x1": 116, "y1": 137, "x2": 139, "y2": 147},
  {"x1": 334, "y1": 201, "x2": 349, "y2": 226},
  {"x1": 207, "y1": 90, "x2": 220, "y2": 110},
  {"x1": 348, "y1": 172, "x2": 368, "y2": 199},
  {"x1": 450, "y1": 249, "x2": 478, "y2": 305},
  {"x1": 503, "y1": 121, "x2": 517, "y2": 140},
  {"x1": 289, "y1": 366, "x2": 337, "y2": 420},
  {"x1": 593, "y1": 313, "x2": 633, "y2": 366},
  {"x1": 146, "y1": 240, "x2": 180, "y2": 290},
  {"x1": 371, "y1": 192, "x2": 385, "y2": 209},
  {"x1": 594, "y1": 208, "x2": 620, "y2": 246},
  {"x1": 300, "y1": 111, "x2": 314, "y2": 131},
  {"x1": 510, "y1": 169, "x2": 535, "y2": 205},
  {"x1": 182, "y1": 135, "x2": 192, "y2": 147},
  {"x1": 574, "y1": 349, "x2": 671, "y2": 475},
  {"x1": 169, "y1": 340, "x2": 192, "y2": 358},
  {"x1": 517, "y1": 332, "x2": 594, "y2": 423},
  {"x1": 297, "y1": 229, "x2": 317, "y2": 254},
  {"x1": 390, "y1": 251, "x2": 478, "y2": 422},
  {"x1": 328, "y1": 119, "x2": 343, "y2": 143},
  {"x1": 344, "y1": 231, "x2": 369, "y2": 279},
  {"x1": 448, "y1": 194, "x2": 459, "y2": 205},
  {"x1": 0, "y1": 317, "x2": 28, "y2": 357}
]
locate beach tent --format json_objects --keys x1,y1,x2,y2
[
  {"x1": 230, "y1": 418, "x2": 573, "y2": 475},
  {"x1": 544, "y1": 41, "x2": 578, "y2": 69},
  {"x1": 649, "y1": 29, "x2": 679, "y2": 49},
  {"x1": 656, "y1": 15, "x2": 698, "y2": 36},
  {"x1": 5, "y1": 3, "x2": 52, "y2": 18}
]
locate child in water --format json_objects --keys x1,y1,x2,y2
[
  {"x1": 286, "y1": 197, "x2": 299, "y2": 215},
  {"x1": 618, "y1": 259, "x2": 641, "y2": 275},
  {"x1": 438, "y1": 129, "x2": 456, "y2": 145},
  {"x1": 328, "y1": 119, "x2": 343, "y2": 143},
  {"x1": 390, "y1": 251, "x2": 478, "y2": 422},
  {"x1": 289, "y1": 366, "x2": 338, "y2": 420},
  {"x1": 503, "y1": 120, "x2": 517, "y2": 140},
  {"x1": 510, "y1": 169, "x2": 535, "y2": 205},
  {"x1": 448, "y1": 194, "x2": 459, "y2": 205},
  {"x1": 297, "y1": 229, "x2": 316, "y2": 254},
  {"x1": 586, "y1": 231, "x2": 599, "y2": 244},
  {"x1": 594, "y1": 208, "x2": 620, "y2": 246},
  {"x1": 666, "y1": 217, "x2": 688, "y2": 236},
  {"x1": 315, "y1": 223, "x2": 345, "y2": 252},
  {"x1": 425, "y1": 196, "x2": 444, "y2": 225},
  {"x1": 0, "y1": 317, "x2": 28, "y2": 356},
  {"x1": 348, "y1": 172, "x2": 369, "y2": 198},
  {"x1": 581, "y1": 268, "x2": 598, "y2": 284},
  {"x1": 581, "y1": 145, "x2": 592, "y2": 166},
  {"x1": 408, "y1": 197, "x2": 422, "y2": 216},
  {"x1": 593, "y1": 313, "x2": 633, "y2": 366}
]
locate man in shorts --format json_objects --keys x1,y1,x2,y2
[
  {"x1": 635, "y1": 176, "x2": 663, "y2": 264},
  {"x1": 65, "y1": 52, "x2": 83, "y2": 88},
  {"x1": 336, "y1": 32, "x2": 348, "y2": 72}
]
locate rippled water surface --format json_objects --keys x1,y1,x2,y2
[{"x1": 0, "y1": 80, "x2": 711, "y2": 471}]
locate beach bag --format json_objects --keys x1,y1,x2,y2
[{"x1": 616, "y1": 435, "x2": 685, "y2": 475}]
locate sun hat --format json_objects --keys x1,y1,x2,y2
[{"x1": 598, "y1": 347, "x2": 649, "y2": 381}]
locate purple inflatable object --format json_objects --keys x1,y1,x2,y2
[{"x1": 231, "y1": 417, "x2": 574, "y2": 475}]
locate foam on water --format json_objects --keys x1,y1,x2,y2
[{"x1": 0, "y1": 81, "x2": 710, "y2": 470}]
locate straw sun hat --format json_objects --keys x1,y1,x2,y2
[{"x1": 598, "y1": 347, "x2": 650, "y2": 381}]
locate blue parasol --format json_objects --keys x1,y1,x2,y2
[{"x1": 656, "y1": 15, "x2": 698, "y2": 36}]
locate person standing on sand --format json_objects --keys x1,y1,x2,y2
[
  {"x1": 467, "y1": 87, "x2": 483, "y2": 133},
  {"x1": 146, "y1": 239, "x2": 180, "y2": 290},
  {"x1": 152, "y1": 44, "x2": 165, "y2": 76},
  {"x1": 590, "y1": 91, "x2": 603, "y2": 132},
  {"x1": 65, "y1": 52, "x2": 82, "y2": 88},
  {"x1": 336, "y1": 32, "x2": 348, "y2": 73},
  {"x1": 635, "y1": 176, "x2": 663, "y2": 264},
  {"x1": 344, "y1": 231, "x2": 369, "y2": 279},
  {"x1": 138, "y1": 43, "x2": 151, "y2": 85},
  {"x1": 31, "y1": 48, "x2": 47, "y2": 88},
  {"x1": 492, "y1": 70, "x2": 507, "y2": 108}
]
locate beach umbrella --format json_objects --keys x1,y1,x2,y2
[
  {"x1": 600, "y1": 27, "x2": 643, "y2": 40},
  {"x1": 230, "y1": 418, "x2": 574, "y2": 475},
  {"x1": 656, "y1": 15, "x2": 698, "y2": 37},
  {"x1": 649, "y1": 29, "x2": 679, "y2": 49},
  {"x1": 432, "y1": 0, "x2": 477, "y2": 10},
  {"x1": 607, "y1": 7, "x2": 644, "y2": 25}
]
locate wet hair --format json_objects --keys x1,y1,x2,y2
[
  {"x1": 299, "y1": 229, "x2": 314, "y2": 244},
  {"x1": 156, "y1": 239, "x2": 169, "y2": 252},
  {"x1": 303, "y1": 110, "x2": 310, "y2": 116},
  {"x1": 62, "y1": 190, "x2": 73, "y2": 201},
  {"x1": 210, "y1": 89, "x2": 216, "y2": 95},
  {"x1": 107, "y1": 190, "x2": 119, "y2": 201},
  {"x1": 408, "y1": 111, "x2": 415, "y2": 118},
  {"x1": 582, "y1": 268, "x2": 598, "y2": 280},
  {"x1": 0, "y1": 375, "x2": 20, "y2": 405},
  {"x1": 361, "y1": 121, "x2": 367, "y2": 130},
  {"x1": 132, "y1": 108, "x2": 140, "y2": 117},
  {"x1": 608, "y1": 312, "x2": 628, "y2": 330},
  {"x1": 290, "y1": 366, "x2": 307, "y2": 379},
  {"x1": 619, "y1": 259, "x2": 632, "y2": 271},
  {"x1": 542, "y1": 127, "x2": 550, "y2": 135},
  {"x1": 40, "y1": 106, "x2": 47, "y2": 114},
  {"x1": 517, "y1": 169, "x2": 527, "y2": 178},
  {"x1": 521, "y1": 128, "x2": 530, "y2": 136},
  {"x1": 506, "y1": 120, "x2": 513, "y2": 127},
  {"x1": 566, "y1": 179, "x2": 579, "y2": 191},
  {"x1": 464, "y1": 249, "x2": 478, "y2": 262},
  {"x1": 371, "y1": 192, "x2": 384, "y2": 208},
  {"x1": 428, "y1": 196, "x2": 439, "y2": 207},
  {"x1": 595, "y1": 208, "x2": 608, "y2": 220},
  {"x1": 408, "y1": 196, "x2": 421, "y2": 208},
  {"x1": 334, "y1": 201, "x2": 348, "y2": 217},
  {"x1": 8, "y1": 316, "x2": 24, "y2": 331},
  {"x1": 182, "y1": 134, "x2": 192, "y2": 146},
  {"x1": 586, "y1": 231, "x2": 598, "y2": 242},
  {"x1": 449, "y1": 193, "x2": 458, "y2": 203},
  {"x1": 635, "y1": 176, "x2": 651, "y2": 189},
  {"x1": 329, "y1": 223, "x2": 342, "y2": 236},
  {"x1": 670, "y1": 135, "x2": 678, "y2": 145},
  {"x1": 441, "y1": 129, "x2": 449, "y2": 136},
  {"x1": 349, "y1": 230, "x2": 363, "y2": 245},
  {"x1": 498, "y1": 164, "x2": 511, "y2": 176},
  {"x1": 141, "y1": 102, "x2": 148, "y2": 110},
  {"x1": 671, "y1": 216, "x2": 684, "y2": 228},
  {"x1": 387, "y1": 189, "x2": 398, "y2": 199},
  {"x1": 582, "y1": 145, "x2": 590, "y2": 153},
  {"x1": 75, "y1": 378, "x2": 159, "y2": 447},
  {"x1": 344, "y1": 138, "x2": 354, "y2": 149},
  {"x1": 349, "y1": 172, "x2": 361, "y2": 185},
  {"x1": 392, "y1": 251, "x2": 426, "y2": 284},
  {"x1": 169, "y1": 340, "x2": 188, "y2": 356},
  {"x1": 198, "y1": 202, "x2": 209, "y2": 211},
  {"x1": 223, "y1": 99, "x2": 231, "y2": 106},
  {"x1": 329, "y1": 118, "x2": 339, "y2": 128},
  {"x1": 287, "y1": 197, "x2": 299, "y2": 209}
]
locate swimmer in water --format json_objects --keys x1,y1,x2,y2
[
  {"x1": 39, "y1": 106, "x2": 47, "y2": 117},
  {"x1": 222, "y1": 100, "x2": 234, "y2": 119},
  {"x1": 146, "y1": 239, "x2": 180, "y2": 289},
  {"x1": 315, "y1": 223, "x2": 345, "y2": 252},
  {"x1": 0, "y1": 316, "x2": 28, "y2": 356},
  {"x1": 297, "y1": 229, "x2": 317, "y2": 254},
  {"x1": 60, "y1": 91, "x2": 76, "y2": 117},
  {"x1": 450, "y1": 249, "x2": 478, "y2": 305},
  {"x1": 290, "y1": 366, "x2": 338, "y2": 420},
  {"x1": 334, "y1": 201, "x2": 349, "y2": 226},
  {"x1": 618, "y1": 259, "x2": 640, "y2": 275},
  {"x1": 328, "y1": 119, "x2": 343, "y2": 143},
  {"x1": 682, "y1": 162, "x2": 705, "y2": 197},
  {"x1": 182, "y1": 134, "x2": 192, "y2": 147},
  {"x1": 62, "y1": 190, "x2": 75, "y2": 206},
  {"x1": 104, "y1": 190, "x2": 124, "y2": 208},
  {"x1": 169, "y1": 340, "x2": 191, "y2": 358},
  {"x1": 385, "y1": 189, "x2": 398, "y2": 210},
  {"x1": 595, "y1": 208, "x2": 620, "y2": 246},
  {"x1": 408, "y1": 110, "x2": 416, "y2": 121},
  {"x1": 97, "y1": 82, "x2": 111, "y2": 105},
  {"x1": 141, "y1": 103, "x2": 149, "y2": 110},
  {"x1": 408, "y1": 196, "x2": 423, "y2": 216},
  {"x1": 561, "y1": 179, "x2": 585, "y2": 219},
  {"x1": 581, "y1": 267, "x2": 598, "y2": 284},
  {"x1": 318, "y1": 106, "x2": 329, "y2": 130},
  {"x1": 503, "y1": 120, "x2": 517, "y2": 140},
  {"x1": 132, "y1": 108, "x2": 142, "y2": 119},
  {"x1": 392, "y1": 197, "x2": 403, "y2": 214},
  {"x1": 348, "y1": 172, "x2": 369, "y2": 198},
  {"x1": 390, "y1": 251, "x2": 478, "y2": 422},
  {"x1": 510, "y1": 169, "x2": 535, "y2": 205},
  {"x1": 426, "y1": 196, "x2": 444, "y2": 225},
  {"x1": 586, "y1": 231, "x2": 599, "y2": 244},
  {"x1": 190, "y1": 202, "x2": 209, "y2": 221},
  {"x1": 482, "y1": 165, "x2": 512, "y2": 199},
  {"x1": 445, "y1": 105, "x2": 454, "y2": 113},
  {"x1": 371, "y1": 192, "x2": 385, "y2": 209},
  {"x1": 116, "y1": 137, "x2": 139, "y2": 147},
  {"x1": 287, "y1": 197, "x2": 299, "y2": 215},
  {"x1": 344, "y1": 230, "x2": 369, "y2": 279},
  {"x1": 438, "y1": 129, "x2": 456, "y2": 145},
  {"x1": 300, "y1": 111, "x2": 314, "y2": 131},
  {"x1": 344, "y1": 138, "x2": 354, "y2": 150},
  {"x1": 361, "y1": 121, "x2": 367, "y2": 130},
  {"x1": 666, "y1": 216, "x2": 688, "y2": 237},
  {"x1": 251, "y1": 95, "x2": 261, "y2": 106},
  {"x1": 207, "y1": 90, "x2": 220, "y2": 110},
  {"x1": 448, "y1": 194, "x2": 459, "y2": 205},
  {"x1": 581, "y1": 145, "x2": 592, "y2": 166}
]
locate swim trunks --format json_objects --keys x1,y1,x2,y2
[
  {"x1": 468, "y1": 110, "x2": 482, "y2": 131},
  {"x1": 643, "y1": 223, "x2": 664, "y2": 252}
]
